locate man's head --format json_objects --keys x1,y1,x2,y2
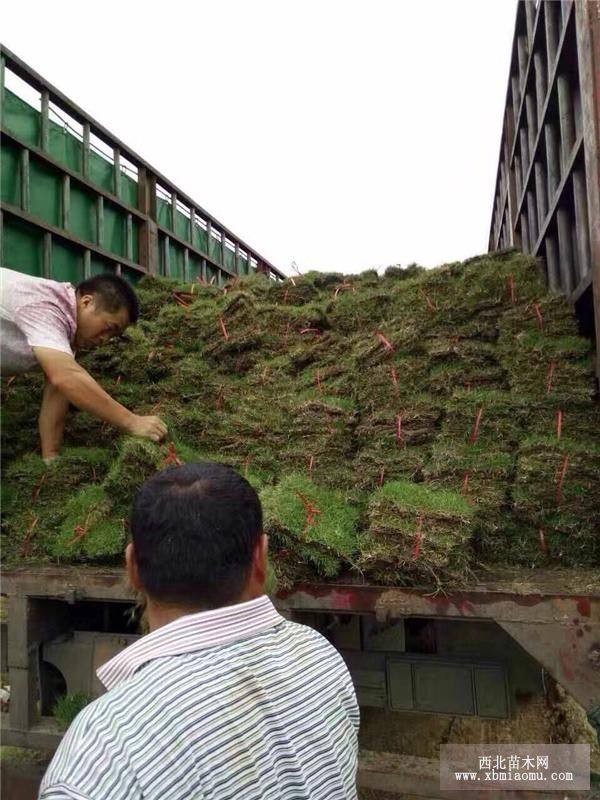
[
  {"x1": 74, "y1": 274, "x2": 139, "y2": 350},
  {"x1": 127, "y1": 462, "x2": 267, "y2": 613}
]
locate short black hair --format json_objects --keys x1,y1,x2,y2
[
  {"x1": 76, "y1": 274, "x2": 139, "y2": 324},
  {"x1": 131, "y1": 462, "x2": 263, "y2": 609}
]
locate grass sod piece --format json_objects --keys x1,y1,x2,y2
[
  {"x1": 2, "y1": 251, "x2": 599, "y2": 584},
  {"x1": 512, "y1": 435, "x2": 600, "y2": 524},
  {"x1": 50, "y1": 485, "x2": 125, "y2": 561},
  {"x1": 261, "y1": 473, "x2": 363, "y2": 587},
  {"x1": 2, "y1": 447, "x2": 114, "y2": 564},
  {"x1": 358, "y1": 481, "x2": 475, "y2": 588}
]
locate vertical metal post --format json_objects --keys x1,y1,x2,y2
[
  {"x1": 511, "y1": 75, "x2": 521, "y2": 126},
  {"x1": 0, "y1": 55, "x2": 5, "y2": 121},
  {"x1": 20, "y1": 149, "x2": 30, "y2": 212},
  {"x1": 557, "y1": 207, "x2": 575, "y2": 293},
  {"x1": 126, "y1": 213, "x2": 133, "y2": 261},
  {"x1": 82, "y1": 122, "x2": 90, "y2": 178},
  {"x1": 534, "y1": 162, "x2": 547, "y2": 229},
  {"x1": 164, "y1": 236, "x2": 170, "y2": 277},
  {"x1": 235, "y1": 243, "x2": 240, "y2": 275},
  {"x1": 43, "y1": 232, "x2": 52, "y2": 279},
  {"x1": 517, "y1": 35, "x2": 528, "y2": 88},
  {"x1": 113, "y1": 148, "x2": 121, "y2": 199},
  {"x1": 545, "y1": 0, "x2": 560, "y2": 68},
  {"x1": 574, "y1": 0, "x2": 600, "y2": 377},
  {"x1": 221, "y1": 232, "x2": 226, "y2": 267},
  {"x1": 189, "y1": 208, "x2": 195, "y2": 245},
  {"x1": 84, "y1": 249, "x2": 92, "y2": 279},
  {"x1": 557, "y1": 74, "x2": 575, "y2": 166},
  {"x1": 526, "y1": 190, "x2": 538, "y2": 250},
  {"x1": 545, "y1": 235, "x2": 560, "y2": 291},
  {"x1": 40, "y1": 90, "x2": 49, "y2": 151},
  {"x1": 171, "y1": 192, "x2": 177, "y2": 233},
  {"x1": 525, "y1": 93, "x2": 537, "y2": 158},
  {"x1": 206, "y1": 220, "x2": 212, "y2": 257},
  {"x1": 533, "y1": 52, "x2": 547, "y2": 124},
  {"x1": 201, "y1": 257, "x2": 207, "y2": 283},
  {"x1": 183, "y1": 247, "x2": 189, "y2": 282},
  {"x1": 519, "y1": 128, "x2": 530, "y2": 182},
  {"x1": 138, "y1": 166, "x2": 158, "y2": 275},
  {"x1": 572, "y1": 169, "x2": 591, "y2": 281},
  {"x1": 97, "y1": 196, "x2": 104, "y2": 248},
  {"x1": 62, "y1": 175, "x2": 70, "y2": 230},
  {"x1": 524, "y1": 0, "x2": 536, "y2": 43},
  {"x1": 544, "y1": 122, "x2": 561, "y2": 199},
  {"x1": 520, "y1": 212, "x2": 530, "y2": 253}
]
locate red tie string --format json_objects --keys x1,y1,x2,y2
[
  {"x1": 374, "y1": 332, "x2": 394, "y2": 352},
  {"x1": 469, "y1": 407, "x2": 484, "y2": 445}
]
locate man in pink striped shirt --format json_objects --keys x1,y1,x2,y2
[{"x1": 1, "y1": 268, "x2": 167, "y2": 461}]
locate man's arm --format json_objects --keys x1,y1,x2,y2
[
  {"x1": 39, "y1": 378, "x2": 70, "y2": 462},
  {"x1": 33, "y1": 347, "x2": 167, "y2": 442}
]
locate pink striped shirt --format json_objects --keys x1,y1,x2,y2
[{"x1": 0, "y1": 268, "x2": 77, "y2": 375}]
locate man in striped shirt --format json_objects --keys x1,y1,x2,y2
[{"x1": 39, "y1": 462, "x2": 360, "y2": 799}]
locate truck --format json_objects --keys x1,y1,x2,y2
[{"x1": 1, "y1": 2, "x2": 599, "y2": 798}]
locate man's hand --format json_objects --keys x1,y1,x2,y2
[
  {"x1": 126, "y1": 414, "x2": 168, "y2": 443},
  {"x1": 33, "y1": 347, "x2": 168, "y2": 444}
]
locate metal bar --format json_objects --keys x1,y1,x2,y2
[
  {"x1": 235, "y1": 242, "x2": 240, "y2": 275},
  {"x1": 526, "y1": 190, "x2": 538, "y2": 248},
  {"x1": 557, "y1": 74, "x2": 576, "y2": 167},
  {"x1": 525, "y1": 92, "x2": 537, "y2": 156},
  {"x1": 62, "y1": 175, "x2": 70, "y2": 230},
  {"x1": 43, "y1": 232, "x2": 52, "y2": 278},
  {"x1": 183, "y1": 247, "x2": 189, "y2": 282},
  {"x1": 517, "y1": 34, "x2": 529, "y2": 89},
  {"x1": 519, "y1": 127, "x2": 529, "y2": 177},
  {"x1": 189, "y1": 207, "x2": 195, "y2": 245},
  {"x1": 20, "y1": 148, "x2": 30, "y2": 212},
  {"x1": 545, "y1": 0, "x2": 560, "y2": 68},
  {"x1": 533, "y1": 135, "x2": 583, "y2": 253},
  {"x1": 113, "y1": 148, "x2": 121, "y2": 199},
  {"x1": 533, "y1": 52, "x2": 547, "y2": 125},
  {"x1": 524, "y1": 0, "x2": 535, "y2": 43},
  {"x1": 544, "y1": 234, "x2": 560, "y2": 291},
  {"x1": 126, "y1": 213, "x2": 133, "y2": 261},
  {"x1": 520, "y1": 211, "x2": 530, "y2": 253},
  {"x1": 83, "y1": 249, "x2": 91, "y2": 279},
  {"x1": 0, "y1": 54, "x2": 5, "y2": 114},
  {"x1": 507, "y1": 1, "x2": 574, "y2": 168},
  {"x1": 544, "y1": 121, "x2": 561, "y2": 199},
  {"x1": 1, "y1": 128, "x2": 146, "y2": 223},
  {"x1": 201, "y1": 257, "x2": 207, "y2": 283},
  {"x1": 82, "y1": 122, "x2": 90, "y2": 178},
  {"x1": 534, "y1": 162, "x2": 547, "y2": 228},
  {"x1": 164, "y1": 236, "x2": 170, "y2": 277},
  {"x1": 171, "y1": 191, "x2": 177, "y2": 233},
  {"x1": 556, "y1": 206, "x2": 575, "y2": 293},
  {"x1": 206, "y1": 220, "x2": 212, "y2": 258},
  {"x1": 97, "y1": 196, "x2": 104, "y2": 248},
  {"x1": 574, "y1": 0, "x2": 600, "y2": 378},
  {"x1": 572, "y1": 168, "x2": 590, "y2": 281},
  {"x1": 0, "y1": 46, "x2": 284, "y2": 279},
  {"x1": 221, "y1": 231, "x2": 226, "y2": 266},
  {"x1": 40, "y1": 90, "x2": 49, "y2": 150},
  {"x1": 511, "y1": 75, "x2": 521, "y2": 128},
  {"x1": 1, "y1": 202, "x2": 145, "y2": 276}
]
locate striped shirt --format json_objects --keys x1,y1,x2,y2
[{"x1": 39, "y1": 595, "x2": 359, "y2": 800}]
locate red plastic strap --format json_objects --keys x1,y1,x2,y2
[
  {"x1": 556, "y1": 454, "x2": 569, "y2": 504},
  {"x1": 412, "y1": 515, "x2": 424, "y2": 560},
  {"x1": 469, "y1": 407, "x2": 484, "y2": 445},
  {"x1": 219, "y1": 317, "x2": 229, "y2": 340},
  {"x1": 374, "y1": 332, "x2": 394, "y2": 351}
]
